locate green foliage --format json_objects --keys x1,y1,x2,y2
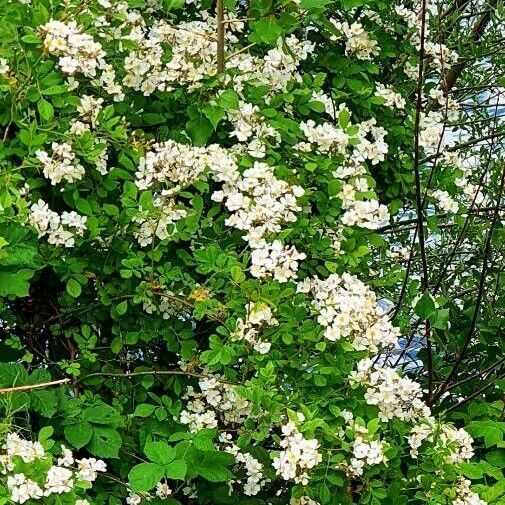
[{"x1": 0, "y1": 0, "x2": 504, "y2": 503}]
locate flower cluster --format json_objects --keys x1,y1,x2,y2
[
  {"x1": 374, "y1": 84, "x2": 406, "y2": 110},
  {"x1": 40, "y1": 20, "x2": 105, "y2": 77},
  {"x1": 133, "y1": 195, "x2": 188, "y2": 247},
  {"x1": 354, "y1": 118, "x2": 389, "y2": 166},
  {"x1": 179, "y1": 376, "x2": 251, "y2": 432},
  {"x1": 300, "y1": 120, "x2": 349, "y2": 154},
  {"x1": 329, "y1": 21, "x2": 380, "y2": 60},
  {"x1": 123, "y1": 18, "x2": 223, "y2": 94},
  {"x1": 136, "y1": 140, "x2": 236, "y2": 193},
  {"x1": 299, "y1": 273, "x2": 400, "y2": 353},
  {"x1": 220, "y1": 433, "x2": 268, "y2": 496},
  {"x1": 29, "y1": 199, "x2": 87, "y2": 247},
  {"x1": 226, "y1": 101, "x2": 280, "y2": 158},
  {"x1": 349, "y1": 436, "x2": 387, "y2": 477},
  {"x1": 272, "y1": 419, "x2": 322, "y2": 485},
  {"x1": 231, "y1": 302, "x2": 278, "y2": 354},
  {"x1": 291, "y1": 497, "x2": 320, "y2": 505},
  {"x1": 250, "y1": 240, "x2": 306, "y2": 282},
  {"x1": 227, "y1": 35, "x2": 314, "y2": 94},
  {"x1": 155, "y1": 481, "x2": 172, "y2": 499},
  {"x1": 134, "y1": 140, "x2": 236, "y2": 245},
  {"x1": 453, "y1": 477, "x2": 487, "y2": 505},
  {"x1": 340, "y1": 192, "x2": 390, "y2": 230},
  {"x1": 450, "y1": 154, "x2": 487, "y2": 206},
  {"x1": 0, "y1": 58, "x2": 10, "y2": 77},
  {"x1": 1, "y1": 433, "x2": 106, "y2": 504},
  {"x1": 211, "y1": 160, "x2": 306, "y2": 281},
  {"x1": 211, "y1": 161, "x2": 304, "y2": 246},
  {"x1": 349, "y1": 359, "x2": 431, "y2": 422},
  {"x1": 35, "y1": 142, "x2": 85, "y2": 185},
  {"x1": 441, "y1": 426, "x2": 475, "y2": 464},
  {"x1": 432, "y1": 189, "x2": 459, "y2": 214}
]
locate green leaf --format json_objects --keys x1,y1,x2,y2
[
  {"x1": 83, "y1": 404, "x2": 122, "y2": 425},
  {"x1": 186, "y1": 117, "x2": 213, "y2": 146},
  {"x1": 64, "y1": 422, "x2": 93, "y2": 449},
  {"x1": 37, "y1": 98, "x2": 54, "y2": 121},
  {"x1": 194, "y1": 451, "x2": 235, "y2": 482},
  {"x1": 164, "y1": 460, "x2": 187, "y2": 480},
  {"x1": 193, "y1": 429, "x2": 216, "y2": 451},
  {"x1": 414, "y1": 291, "x2": 436, "y2": 319},
  {"x1": 342, "y1": 0, "x2": 364, "y2": 8},
  {"x1": 21, "y1": 33, "x2": 41, "y2": 44},
  {"x1": 300, "y1": 0, "x2": 331, "y2": 9},
  {"x1": 250, "y1": 19, "x2": 283, "y2": 45},
  {"x1": 129, "y1": 463, "x2": 164, "y2": 492},
  {"x1": 195, "y1": 464, "x2": 234, "y2": 482},
  {"x1": 88, "y1": 426, "x2": 122, "y2": 458},
  {"x1": 216, "y1": 90, "x2": 239, "y2": 110},
  {"x1": 145, "y1": 441, "x2": 176, "y2": 465},
  {"x1": 432, "y1": 308, "x2": 450, "y2": 330},
  {"x1": 319, "y1": 483, "x2": 331, "y2": 504},
  {"x1": 66, "y1": 279, "x2": 82, "y2": 298},
  {"x1": 485, "y1": 427, "x2": 503, "y2": 448},
  {"x1": 116, "y1": 300, "x2": 128, "y2": 316},
  {"x1": 133, "y1": 404, "x2": 156, "y2": 417},
  {"x1": 38, "y1": 426, "x2": 54, "y2": 442},
  {"x1": 75, "y1": 198, "x2": 93, "y2": 215},
  {"x1": 31, "y1": 388, "x2": 57, "y2": 418},
  {"x1": 143, "y1": 113, "x2": 167, "y2": 125},
  {"x1": 0, "y1": 269, "x2": 34, "y2": 297},
  {"x1": 202, "y1": 106, "x2": 226, "y2": 129}
]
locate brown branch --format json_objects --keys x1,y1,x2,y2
[
  {"x1": 216, "y1": 0, "x2": 225, "y2": 73},
  {"x1": 79, "y1": 370, "x2": 236, "y2": 384},
  {"x1": 0, "y1": 378, "x2": 70, "y2": 394},
  {"x1": 441, "y1": 0, "x2": 499, "y2": 93},
  {"x1": 412, "y1": 0, "x2": 434, "y2": 397},
  {"x1": 431, "y1": 162, "x2": 505, "y2": 404},
  {"x1": 422, "y1": 131, "x2": 505, "y2": 163}
]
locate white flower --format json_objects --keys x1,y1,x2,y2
[
  {"x1": 272, "y1": 421, "x2": 322, "y2": 485},
  {"x1": 329, "y1": 20, "x2": 379, "y2": 60},
  {"x1": 76, "y1": 458, "x2": 107, "y2": 482},
  {"x1": 304, "y1": 273, "x2": 400, "y2": 353},
  {"x1": 374, "y1": 83, "x2": 406, "y2": 110},
  {"x1": 156, "y1": 481, "x2": 172, "y2": 499},
  {"x1": 7, "y1": 474, "x2": 44, "y2": 504},
  {"x1": 36, "y1": 142, "x2": 85, "y2": 185},
  {"x1": 126, "y1": 493, "x2": 143, "y2": 505},
  {"x1": 349, "y1": 359, "x2": 431, "y2": 422},
  {"x1": 58, "y1": 444, "x2": 75, "y2": 467},
  {"x1": 61, "y1": 211, "x2": 88, "y2": 235},
  {"x1": 0, "y1": 58, "x2": 10, "y2": 76},
  {"x1": 250, "y1": 240, "x2": 306, "y2": 283},
  {"x1": 48, "y1": 227, "x2": 75, "y2": 248},
  {"x1": 453, "y1": 477, "x2": 487, "y2": 505},
  {"x1": 44, "y1": 465, "x2": 74, "y2": 495},
  {"x1": 5, "y1": 433, "x2": 45, "y2": 463}
]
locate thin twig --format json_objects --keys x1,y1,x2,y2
[
  {"x1": 431, "y1": 162, "x2": 505, "y2": 403},
  {"x1": 0, "y1": 378, "x2": 70, "y2": 394},
  {"x1": 412, "y1": 0, "x2": 434, "y2": 397}
]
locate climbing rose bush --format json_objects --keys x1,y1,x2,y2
[{"x1": 0, "y1": 0, "x2": 504, "y2": 504}]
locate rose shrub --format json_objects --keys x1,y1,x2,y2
[{"x1": 0, "y1": 0, "x2": 504, "y2": 504}]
